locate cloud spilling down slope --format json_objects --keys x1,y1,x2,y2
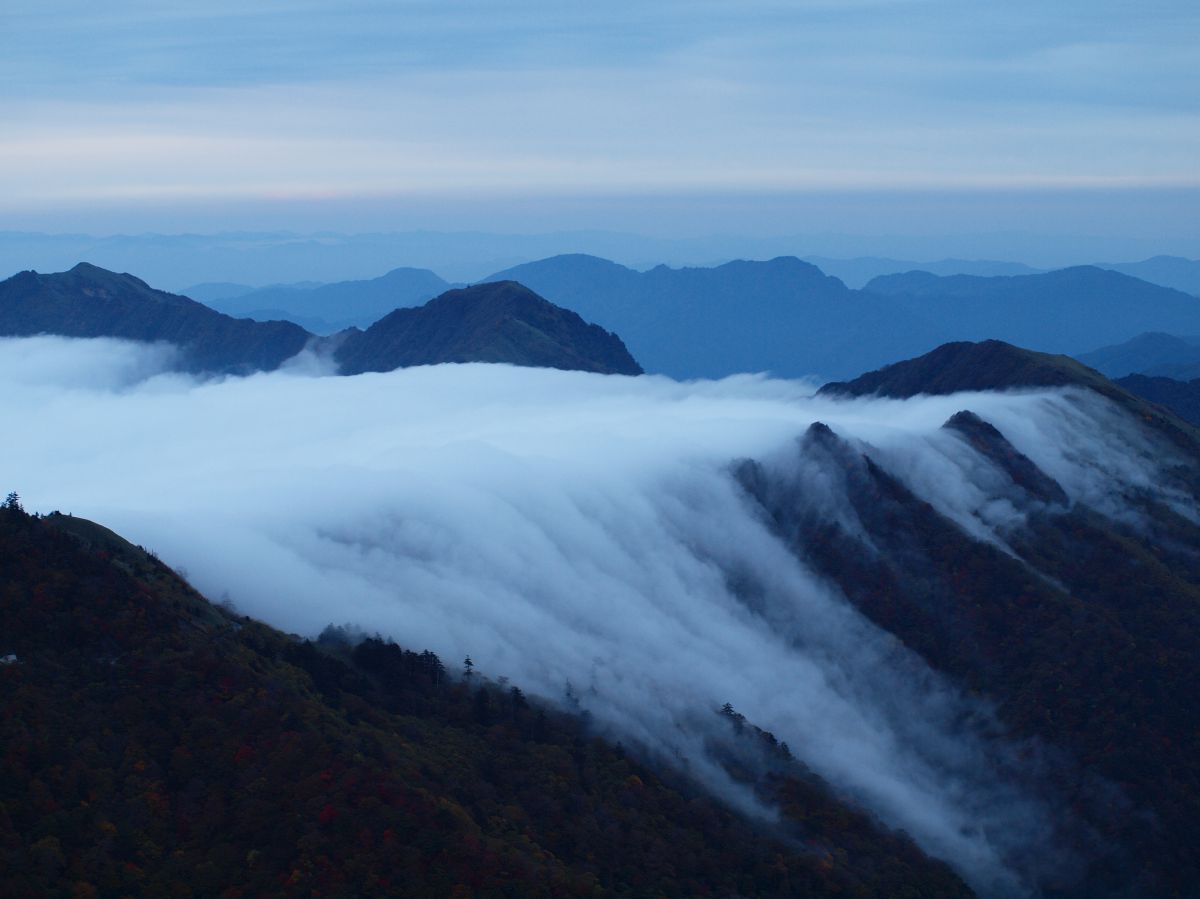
[{"x1": 4, "y1": 337, "x2": 1200, "y2": 896}]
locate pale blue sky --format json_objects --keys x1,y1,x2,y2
[{"x1": 2, "y1": 1, "x2": 1197, "y2": 250}]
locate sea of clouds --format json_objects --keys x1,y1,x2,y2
[{"x1": 2, "y1": 335, "x2": 1175, "y2": 896}]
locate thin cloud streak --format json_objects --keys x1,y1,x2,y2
[{"x1": 2, "y1": 1, "x2": 1196, "y2": 221}]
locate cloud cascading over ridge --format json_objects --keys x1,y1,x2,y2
[{"x1": 1, "y1": 335, "x2": 1181, "y2": 895}]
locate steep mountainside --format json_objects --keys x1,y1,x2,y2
[
  {"x1": 206, "y1": 266, "x2": 452, "y2": 332},
  {"x1": 0, "y1": 499, "x2": 971, "y2": 898},
  {"x1": 484, "y1": 254, "x2": 938, "y2": 379},
  {"x1": 864, "y1": 266, "x2": 1200, "y2": 354},
  {"x1": 799, "y1": 341, "x2": 1200, "y2": 894},
  {"x1": 0, "y1": 263, "x2": 311, "y2": 374},
  {"x1": 335, "y1": 280, "x2": 643, "y2": 376}
]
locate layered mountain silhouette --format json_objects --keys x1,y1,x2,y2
[
  {"x1": 200, "y1": 266, "x2": 453, "y2": 332},
  {"x1": 864, "y1": 266, "x2": 1200, "y2": 356},
  {"x1": 334, "y1": 280, "x2": 642, "y2": 376},
  {"x1": 805, "y1": 255, "x2": 1042, "y2": 289},
  {"x1": 1076, "y1": 331, "x2": 1200, "y2": 380},
  {"x1": 480, "y1": 255, "x2": 1200, "y2": 380},
  {"x1": 483, "y1": 254, "x2": 938, "y2": 379},
  {"x1": 810, "y1": 254, "x2": 1200, "y2": 294},
  {"x1": 12, "y1": 259, "x2": 1194, "y2": 385},
  {"x1": 0, "y1": 264, "x2": 641, "y2": 377},
  {"x1": 1096, "y1": 255, "x2": 1200, "y2": 296}
]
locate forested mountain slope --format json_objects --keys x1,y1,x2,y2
[{"x1": 0, "y1": 499, "x2": 967, "y2": 898}]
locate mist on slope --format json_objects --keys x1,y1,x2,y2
[{"x1": 1, "y1": 335, "x2": 1174, "y2": 896}]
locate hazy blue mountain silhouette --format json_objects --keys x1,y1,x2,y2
[
  {"x1": 1096, "y1": 256, "x2": 1200, "y2": 296},
  {"x1": 203, "y1": 267, "x2": 453, "y2": 332},
  {"x1": 804, "y1": 256, "x2": 1041, "y2": 289},
  {"x1": 809, "y1": 255, "x2": 1200, "y2": 294},
  {"x1": 483, "y1": 256, "x2": 1200, "y2": 380},
  {"x1": 180, "y1": 281, "x2": 264, "y2": 304},
  {"x1": 865, "y1": 266, "x2": 1200, "y2": 356},
  {"x1": 483, "y1": 255, "x2": 940, "y2": 380},
  {"x1": 1075, "y1": 332, "x2": 1200, "y2": 379}
]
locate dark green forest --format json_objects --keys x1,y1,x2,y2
[{"x1": 0, "y1": 499, "x2": 969, "y2": 898}]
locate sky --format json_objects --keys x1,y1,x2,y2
[{"x1": 2, "y1": 1, "x2": 1198, "y2": 252}]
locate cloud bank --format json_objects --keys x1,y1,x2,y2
[{"x1": 1, "y1": 336, "x2": 1174, "y2": 895}]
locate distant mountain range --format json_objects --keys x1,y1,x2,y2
[
  {"x1": 6, "y1": 258, "x2": 1200, "y2": 385},
  {"x1": 862, "y1": 266, "x2": 1200, "y2": 358},
  {"x1": 478, "y1": 255, "x2": 1200, "y2": 380},
  {"x1": 0, "y1": 264, "x2": 641, "y2": 377},
  {"x1": 3, "y1": 229, "x2": 1196, "y2": 292},
  {"x1": 1069, "y1": 333, "x2": 1200, "y2": 424},
  {"x1": 194, "y1": 266, "x2": 455, "y2": 333},
  {"x1": 481, "y1": 254, "x2": 938, "y2": 380},
  {"x1": 1076, "y1": 332, "x2": 1200, "y2": 380},
  {"x1": 1096, "y1": 255, "x2": 1200, "y2": 296},
  {"x1": 803, "y1": 256, "x2": 1043, "y2": 289},
  {"x1": 809, "y1": 255, "x2": 1200, "y2": 293}
]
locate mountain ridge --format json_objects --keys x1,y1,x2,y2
[
  {"x1": 0, "y1": 262, "x2": 311, "y2": 374},
  {"x1": 483, "y1": 254, "x2": 935, "y2": 380},
  {"x1": 481, "y1": 255, "x2": 1200, "y2": 380},
  {"x1": 0, "y1": 264, "x2": 642, "y2": 378}
]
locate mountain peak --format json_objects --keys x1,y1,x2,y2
[
  {"x1": 818, "y1": 340, "x2": 1111, "y2": 398},
  {"x1": 821, "y1": 339, "x2": 1200, "y2": 465},
  {"x1": 69, "y1": 261, "x2": 120, "y2": 275},
  {"x1": 942, "y1": 409, "x2": 1069, "y2": 505},
  {"x1": 335, "y1": 280, "x2": 643, "y2": 376}
]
